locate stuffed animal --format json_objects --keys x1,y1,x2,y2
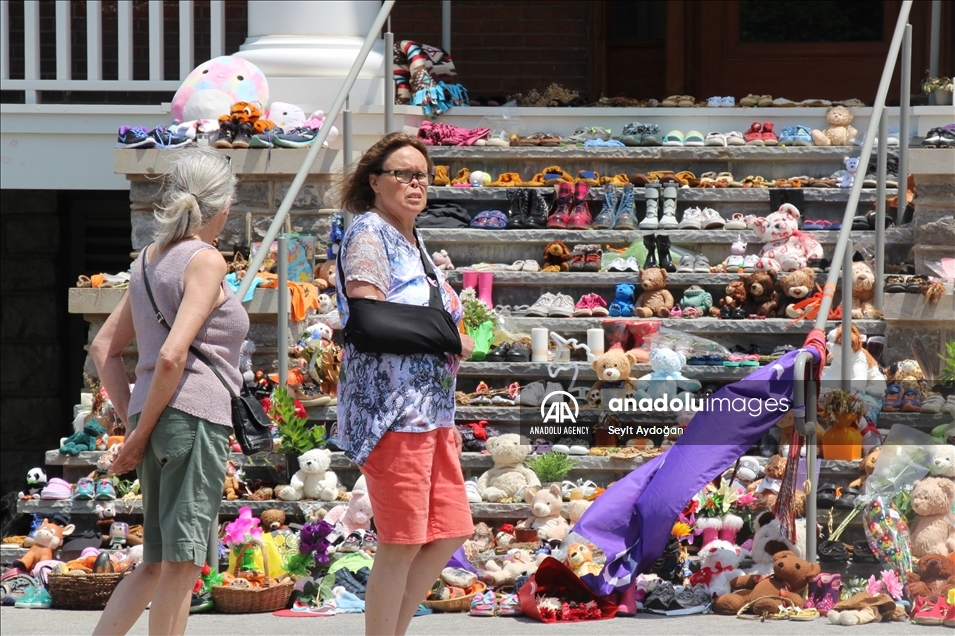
[
  {"x1": 679, "y1": 285, "x2": 713, "y2": 317},
  {"x1": 565, "y1": 543, "x2": 603, "y2": 578},
  {"x1": 431, "y1": 250, "x2": 454, "y2": 271},
  {"x1": 324, "y1": 476, "x2": 373, "y2": 534},
  {"x1": 777, "y1": 267, "x2": 816, "y2": 318},
  {"x1": 849, "y1": 447, "x2": 881, "y2": 490},
  {"x1": 634, "y1": 348, "x2": 701, "y2": 404},
  {"x1": 713, "y1": 550, "x2": 819, "y2": 615},
  {"x1": 608, "y1": 283, "x2": 636, "y2": 317},
  {"x1": 95, "y1": 502, "x2": 116, "y2": 543},
  {"x1": 689, "y1": 540, "x2": 744, "y2": 598},
  {"x1": 741, "y1": 270, "x2": 778, "y2": 317},
  {"x1": 907, "y1": 553, "x2": 955, "y2": 598},
  {"x1": 481, "y1": 548, "x2": 545, "y2": 587},
  {"x1": 476, "y1": 434, "x2": 540, "y2": 502},
  {"x1": 18, "y1": 467, "x2": 47, "y2": 500},
  {"x1": 171, "y1": 55, "x2": 269, "y2": 124},
  {"x1": 463, "y1": 522, "x2": 496, "y2": 560},
  {"x1": 541, "y1": 240, "x2": 571, "y2": 272},
  {"x1": 810, "y1": 105, "x2": 859, "y2": 147},
  {"x1": 908, "y1": 475, "x2": 955, "y2": 558},
  {"x1": 840, "y1": 156, "x2": 860, "y2": 188},
  {"x1": 313, "y1": 259, "x2": 337, "y2": 293},
  {"x1": 723, "y1": 456, "x2": 762, "y2": 491},
  {"x1": 14, "y1": 519, "x2": 75, "y2": 572},
  {"x1": 752, "y1": 204, "x2": 824, "y2": 272},
  {"x1": 827, "y1": 593, "x2": 901, "y2": 626},
  {"x1": 60, "y1": 421, "x2": 106, "y2": 456},
  {"x1": 821, "y1": 325, "x2": 886, "y2": 397},
  {"x1": 259, "y1": 509, "x2": 286, "y2": 532},
  {"x1": 928, "y1": 444, "x2": 955, "y2": 477},
  {"x1": 633, "y1": 268, "x2": 674, "y2": 318},
  {"x1": 712, "y1": 279, "x2": 748, "y2": 317},
  {"x1": 587, "y1": 346, "x2": 638, "y2": 405},
  {"x1": 264, "y1": 101, "x2": 305, "y2": 130},
  {"x1": 222, "y1": 460, "x2": 242, "y2": 501},
  {"x1": 849, "y1": 261, "x2": 878, "y2": 318},
  {"x1": 722, "y1": 237, "x2": 747, "y2": 272},
  {"x1": 568, "y1": 499, "x2": 592, "y2": 528},
  {"x1": 745, "y1": 511, "x2": 808, "y2": 575},
  {"x1": 518, "y1": 484, "x2": 569, "y2": 542},
  {"x1": 277, "y1": 448, "x2": 339, "y2": 502}
]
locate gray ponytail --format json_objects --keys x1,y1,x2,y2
[{"x1": 154, "y1": 148, "x2": 236, "y2": 251}]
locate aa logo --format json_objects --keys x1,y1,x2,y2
[{"x1": 541, "y1": 391, "x2": 579, "y2": 424}]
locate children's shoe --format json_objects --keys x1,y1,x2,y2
[
  {"x1": 912, "y1": 596, "x2": 948, "y2": 626},
  {"x1": 116, "y1": 125, "x2": 156, "y2": 149},
  {"x1": 613, "y1": 183, "x2": 639, "y2": 230},
  {"x1": 590, "y1": 294, "x2": 609, "y2": 317},
  {"x1": 464, "y1": 478, "x2": 482, "y2": 503},
  {"x1": 761, "y1": 122, "x2": 779, "y2": 146},
  {"x1": 592, "y1": 184, "x2": 617, "y2": 229},
  {"x1": 881, "y1": 384, "x2": 902, "y2": 412},
  {"x1": 361, "y1": 530, "x2": 378, "y2": 552},
  {"x1": 548, "y1": 294, "x2": 576, "y2": 318},
  {"x1": 526, "y1": 293, "x2": 556, "y2": 317},
  {"x1": 27, "y1": 587, "x2": 51, "y2": 609},
  {"x1": 639, "y1": 185, "x2": 660, "y2": 230},
  {"x1": 41, "y1": 478, "x2": 73, "y2": 500},
  {"x1": 547, "y1": 182, "x2": 573, "y2": 229},
  {"x1": 95, "y1": 478, "x2": 117, "y2": 500},
  {"x1": 274, "y1": 126, "x2": 318, "y2": 149},
  {"x1": 470, "y1": 590, "x2": 497, "y2": 616},
  {"x1": 900, "y1": 387, "x2": 922, "y2": 412},
  {"x1": 804, "y1": 572, "x2": 840, "y2": 616},
  {"x1": 573, "y1": 294, "x2": 595, "y2": 317},
  {"x1": 73, "y1": 477, "x2": 95, "y2": 500},
  {"x1": 496, "y1": 591, "x2": 522, "y2": 616},
  {"x1": 150, "y1": 125, "x2": 192, "y2": 149},
  {"x1": 338, "y1": 531, "x2": 363, "y2": 553},
  {"x1": 214, "y1": 120, "x2": 235, "y2": 148}
]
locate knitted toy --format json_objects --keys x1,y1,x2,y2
[
  {"x1": 777, "y1": 267, "x2": 816, "y2": 318},
  {"x1": 171, "y1": 55, "x2": 269, "y2": 124},
  {"x1": 679, "y1": 285, "x2": 713, "y2": 317},
  {"x1": 634, "y1": 348, "x2": 701, "y2": 404},
  {"x1": 713, "y1": 550, "x2": 819, "y2": 615},
  {"x1": 810, "y1": 105, "x2": 858, "y2": 147},
  {"x1": 587, "y1": 346, "x2": 637, "y2": 405},
  {"x1": 518, "y1": 484, "x2": 569, "y2": 542},
  {"x1": 60, "y1": 420, "x2": 105, "y2": 456},
  {"x1": 689, "y1": 540, "x2": 744, "y2": 598},
  {"x1": 909, "y1": 475, "x2": 955, "y2": 558},
  {"x1": 633, "y1": 268, "x2": 674, "y2": 318},
  {"x1": 752, "y1": 204, "x2": 824, "y2": 272},
  {"x1": 277, "y1": 449, "x2": 339, "y2": 502},
  {"x1": 741, "y1": 270, "x2": 779, "y2": 317},
  {"x1": 608, "y1": 283, "x2": 636, "y2": 317},
  {"x1": 14, "y1": 519, "x2": 74, "y2": 572},
  {"x1": 849, "y1": 260, "x2": 878, "y2": 318},
  {"x1": 476, "y1": 434, "x2": 540, "y2": 502}
]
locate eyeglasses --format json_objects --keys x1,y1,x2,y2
[{"x1": 379, "y1": 169, "x2": 433, "y2": 185}]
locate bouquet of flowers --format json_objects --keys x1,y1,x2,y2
[
  {"x1": 693, "y1": 482, "x2": 756, "y2": 545},
  {"x1": 459, "y1": 287, "x2": 499, "y2": 361},
  {"x1": 223, "y1": 507, "x2": 264, "y2": 573},
  {"x1": 283, "y1": 519, "x2": 336, "y2": 579}
]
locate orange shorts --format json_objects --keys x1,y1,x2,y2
[{"x1": 359, "y1": 427, "x2": 473, "y2": 545}]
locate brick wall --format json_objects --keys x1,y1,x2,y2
[{"x1": 390, "y1": 0, "x2": 591, "y2": 102}]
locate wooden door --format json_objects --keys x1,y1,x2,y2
[{"x1": 591, "y1": 0, "x2": 669, "y2": 99}]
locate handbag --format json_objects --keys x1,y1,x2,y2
[{"x1": 140, "y1": 247, "x2": 273, "y2": 455}]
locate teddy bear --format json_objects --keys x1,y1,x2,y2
[
  {"x1": 481, "y1": 548, "x2": 546, "y2": 587},
  {"x1": 713, "y1": 550, "x2": 819, "y2": 616},
  {"x1": 928, "y1": 443, "x2": 955, "y2": 477},
  {"x1": 14, "y1": 519, "x2": 75, "y2": 572},
  {"x1": 518, "y1": 484, "x2": 570, "y2": 542},
  {"x1": 712, "y1": 279, "x2": 748, "y2": 317},
  {"x1": 752, "y1": 204, "x2": 824, "y2": 272},
  {"x1": 745, "y1": 510, "x2": 808, "y2": 575},
  {"x1": 633, "y1": 268, "x2": 674, "y2": 318},
  {"x1": 476, "y1": 434, "x2": 541, "y2": 502},
  {"x1": 568, "y1": 498, "x2": 592, "y2": 528},
  {"x1": 608, "y1": 283, "x2": 636, "y2": 317},
  {"x1": 741, "y1": 270, "x2": 779, "y2": 317},
  {"x1": 541, "y1": 240, "x2": 571, "y2": 272},
  {"x1": 587, "y1": 346, "x2": 637, "y2": 406},
  {"x1": 776, "y1": 267, "x2": 816, "y2": 318},
  {"x1": 431, "y1": 250, "x2": 454, "y2": 270},
  {"x1": 60, "y1": 420, "x2": 106, "y2": 456},
  {"x1": 811, "y1": 105, "x2": 859, "y2": 146},
  {"x1": 850, "y1": 260, "x2": 878, "y2": 319},
  {"x1": 259, "y1": 509, "x2": 286, "y2": 531},
  {"x1": 821, "y1": 324, "x2": 886, "y2": 398},
  {"x1": 324, "y1": 475, "x2": 373, "y2": 534},
  {"x1": 909, "y1": 475, "x2": 955, "y2": 558},
  {"x1": 95, "y1": 502, "x2": 116, "y2": 544},
  {"x1": 565, "y1": 543, "x2": 603, "y2": 578},
  {"x1": 849, "y1": 446, "x2": 881, "y2": 490},
  {"x1": 277, "y1": 448, "x2": 339, "y2": 502},
  {"x1": 312, "y1": 259, "x2": 336, "y2": 293},
  {"x1": 634, "y1": 348, "x2": 701, "y2": 404},
  {"x1": 840, "y1": 156, "x2": 860, "y2": 188},
  {"x1": 222, "y1": 459, "x2": 242, "y2": 501},
  {"x1": 907, "y1": 553, "x2": 955, "y2": 598},
  {"x1": 689, "y1": 540, "x2": 744, "y2": 598}
]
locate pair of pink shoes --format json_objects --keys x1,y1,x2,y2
[
  {"x1": 418, "y1": 121, "x2": 490, "y2": 146},
  {"x1": 573, "y1": 293, "x2": 609, "y2": 317}
]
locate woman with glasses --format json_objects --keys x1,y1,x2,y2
[{"x1": 336, "y1": 132, "x2": 475, "y2": 635}]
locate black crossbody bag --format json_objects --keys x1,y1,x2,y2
[
  {"x1": 338, "y1": 237, "x2": 463, "y2": 356},
  {"x1": 140, "y1": 248, "x2": 273, "y2": 455}
]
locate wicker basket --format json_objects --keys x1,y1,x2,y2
[
  {"x1": 211, "y1": 543, "x2": 294, "y2": 614},
  {"x1": 423, "y1": 582, "x2": 486, "y2": 612},
  {"x1": 48, "y1": 571, "x2": 125, "y2": 610}
]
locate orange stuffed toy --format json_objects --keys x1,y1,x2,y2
[
  {"x1": 216, "y1": 101, "x2": 275, "y2": 149},
  {"x1": 15, "y1": 519, "x2": 75, "y2": 572}
]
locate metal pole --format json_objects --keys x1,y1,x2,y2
[
  {"x1": 842, "y1": 239, "x2": 853, "y2": 391},
  {"x1": 805, "y1": 375, "x2": 818, "y2": 564},
  {"x1": 875, "y1": 113, "x2": 887, "y2": 312},
  {"x1": 384, "y1": 19, "x2": 395, "y2": 134},
  {"x1": 929, "y1": 1, "x2": 941, "y2": 105},
  {"x1": 237, "y1": 0, "x2": 396, "y2": 300},
  {"x1": 343, "y1": 96, "x2": 354, "y2": 231},
  {"x1": 442, "y1": 1, "x2": 451, "y2": 54},
  {"x1": 277, "y1": 236, "x2": 288, "y2": 387},
  {"x1": 812, "y1": 0, "x2": 914, "y2": 330},
  {"x1": 898, "y1": 24, "x2": 911, "y2": 193}
]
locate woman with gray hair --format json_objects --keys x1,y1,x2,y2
[{"x1": 90, "y1": 148, "x2": 246, "y2": 635}]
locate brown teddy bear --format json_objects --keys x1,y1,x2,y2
[
  {"x1": 909, "y1": 475, "x2": 955, "y2": 558},
  {"x1": 259, "y1": 508, "x2": 286, "y2": 531},
  {"x1": 711, "y1": 279, "x2": 748, "y2": 317},
  {"x1": 907, "y1": 553, "x2": 955, "y2": 598},
  {"x1": 811, "y1": 105, "x2": 859, "y2": 146},
  {"x1": 713, "y1": 550, "x2": 820, "y2": 616},
  {"x1": 542, "y1": 240, "x2": 571, "y2": 272},
  {"x1": 741, "y1": 270, "x2": 778, "y2": 317},
  {"x1": 222, "y1": 460, "x2": 242, "y2": 501},
  {"x1": 849, "y1": 447, "x2": 881, "y2": 490},
  {"x1": 850, "y1": 261, "x2": 879, "y2": 319},
  {"x1": 587, "y1": 346, "x2": 637, "y2": 405},
  {"x1": 634, "y1": 268, "x2": 674, "y2": 318},
  {"x1": 747, "y1": 453, "x2": 805, "y2": 516},
  {"x1": 313, "y1": 259, "x2": 336, "y2": 292},
  {"x1": 777, "y1": 267, "x2": 816, "y2": 319}
]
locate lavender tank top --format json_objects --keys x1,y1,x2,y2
[{"x1": 127, "y1": 240, "x2": 249, "y2": 427}]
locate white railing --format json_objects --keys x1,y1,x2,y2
[{"x1": 0, "y1": 0, "x2": 226, "y2": 103}]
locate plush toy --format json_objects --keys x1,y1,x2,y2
[
  {"x1": 14, "y1": 519, "x2": 75, "y2": 572},
  {"x1": 264, "y1": 101, "x2": 305, "y2": 130},
  {"x1": 481, "y1": 548, "x2": 545, "y2": 587},
  {"x1": 689, "y1": 540, "x2": 744, "y2": 598},
  {"x1": 431, "y1": 250, "x2": 454, "y2": 271},
  {"x1": 463, "y1": 522, "x2": 496, "y2": 560},
  {"x1": 849, "y1": 261, "x2": 878, "y2": 319},
  {"x1": 741, "y1": 270, "x2": 779, "y2": 317},
  {"x1": 565, "y1": 543, "x2": 603, "y2": 578},
  {"x1": 745, "y1": 511, "x2": 807, "y2": 575},
  {"x1": 712, "y1": 279, "x2": 748, "y2": 317},
  {"x1": 587, "y1": 346, "x2": 638, "y2": 405},
  {"x1": 277, "y1": 448, "x2": 339, "y2": 502},
  {"x1": 633, "y1": 268, "x2": 674, "y2": 318},
  {"x1": 215, "y1": 101, "x2": 276, "y2": 148},
  {"x1": 827, "y1": 593, "x2": 901, "y2": 626},
  {"x1": 259, "y1": 509, "x2": 286, "y2": 532},
  {"x1": 303, "y1": 110, "x2": 339, "y2": 144},
  {"x1": 608, "y1": 283, "x2": 636, "y2": 317},
  {"x1": 311, "y1": 259, "x2": 337, "y2": 294},
  {"x1": 634, "y1": 348, "x2": 702, "y2": 404},
  {"x1": 518, "y1": 484, "x2": 569, "y2": 542},
  {"x1": 928, "y1": 444, "x2": 955, "y2": 477},
  {"x1": 849, "y1": 447, "x2": 881, "y2": 490},
  {"x1": 171, "y1": 56, "x2": 269, "y2": 124},
  {"x1": 821, "y1": 325, "x2": 886, "y2": 398},
  {"x1": 723, "y1": 456, "x2": 762, "y2": 491},
  {"x1": 324, "y1": 476, "x2": 373, "y2": 535},
  {"x1": 752, "y1": 204, "x2": 824, "y2": 272},
  {"x1": 810, "y1": 105, "x2": 859, "y2": 147},
  {"x1": 679, "y1": 285, "x2": 713, "y2": 317},
  {"x1": 713, "y1": 550, "x2": 819, "y2": 615},
  {"x1": 777, "y1": 267, "x2": 816, "y2": 318},
  {"x1": 60, "y1": 421, "x2": 106, "y2": 456},
  {"x1": 95, "y1": 502, "x2": 116, "y2": 543},
  {"x1": 476, "y1": 434, "x2": 540, "y2": 502},
  {"x1": 722, "y1": 237, "x2": 747, "y2": 272},
  {"x1": 840, "y1": 156, "x2": 860, "y2": 189},
  {"x1": 542, "y1": 240, "x2": 571, "y2": 272},
  {"x1": 18, "y1": 467, "x2": 47, "y2": 500},
  {"x1": 222, "y1": 460, "x2": 242, "y2": 501},
  {"x1": 907, "y1": 553, "x2": 955, "y2": 598},
  {"x1": 908, "y1": 475, "x2": 955, "y2": 558},
  {"x1": 568, "y1": 499, "x2": 592, "y2": 528}
]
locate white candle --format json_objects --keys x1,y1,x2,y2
[
  {"x1": 531, "y1": 328, "x2": 549, "y2": 362},
  {"x1": 587, "y1": 328, "x2": 605, "y2": 356}
]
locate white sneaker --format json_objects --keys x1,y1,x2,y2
[
  {"x1": 607, "y1": 257, "x2": 628, "y2": 272},
  {"x1": 720, "y1": 96, "x2": 736, "y2": 107},
  {"x1": 548, "y1": 294, "x2": 576, "y2": 317},
  {"x1": 943, "y1": 395, "x2": 955, "y2": 416},
  {"x1": 522, "y1": 260, "x2": 540, "y2": 272},
  {"x1": 624, "y1": 256, "x2": 641, "y2": 272},
  {"x1": 679, "y1": 207, "x2": 703, "y2": 230},
  {"x1": 725, "y1": 254, "x2": 745, "y2": 269},
  {"x1": 677, "y1": 255, "x2": 696, "y2": 273},
  {"x1": 526, "y1": 293, "x2": 556, "y2": 316},
  {"x1": 742, "y1": 254, "x2": 759, "y2": 272},
  {"x1": 701, "y1": 208, "x2": 725, "y2": 229},
  {"x1": 464, "y1": 478, "x2": 482, "y2": 503}
]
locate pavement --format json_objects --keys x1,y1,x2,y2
[{"x1": 1, "y1": 607, "x2": 951, "y2": 635}]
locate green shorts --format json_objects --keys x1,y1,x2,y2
[{"x1": 128, "y1": 407, "x2": 230, "y2": 566}]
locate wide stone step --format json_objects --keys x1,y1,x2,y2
[
  {"x1": 492, "y1": 317, "x2": 885, "y2": 336},
  {"x1": 427, "y1": 186, "x2": 895, "y2": 202}
]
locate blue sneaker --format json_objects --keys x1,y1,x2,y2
[
  {"x1": 778, "y1": 126, "x2": 796, "y2": 146},
  {"x1": 249, "y1": 127, "x2": 284, "y2": 148},
  {"x1": 149, "y1": 125, "x2": 192, "y2": 149},
  {"x1": 116, "y1": 126, "x2": 156, "y2": 149},
  {"x1": 274, "y1": 127, "x2": 318, "y2": 149},
  {"x1": 793, "y1": 125, "x2": 813, "y2": 146},
  {"x1": 73, "y1": 477, "x2": 95, "y2": 500}
]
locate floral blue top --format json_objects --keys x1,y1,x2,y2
[{"x1": 335, "y1": 212, "x2": 463, "y2": 465}]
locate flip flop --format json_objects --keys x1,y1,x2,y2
[
  {"x1": 684, "y1": 131, "x2": 705, "y2": 147},
  {"x1": 663, "y1": 131, "x2": 685, "y2": 146}
]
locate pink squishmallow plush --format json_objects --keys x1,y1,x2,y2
[{"x1": 171, "y1": 56, "x2": 269, "y2": 124}]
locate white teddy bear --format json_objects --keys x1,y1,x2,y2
[
  {"x1": 634, "y1": 348, "x2": 701, "y2": 406},
  {"x1": 277, "y1": 448, "x2": 339, "y2": 502},
  {"x1": 690, "y1": 540, "x2": 744, "y2": 598},
  {"x1": 476, "y1": 434, "x2": 541, "y2": 502},
  {"x1": 752, "y1": 204, "x2": 824, "y2": 272},
  {"x1": 928, "y1": 444, "x2": 955, "y2": 477}
]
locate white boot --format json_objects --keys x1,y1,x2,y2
[
  {"x1": 659, "y1": 185, "x2": 680, "y2": 229},
  {"x1": 639, "y1": 184, "x2": 660, "y2": 230}
]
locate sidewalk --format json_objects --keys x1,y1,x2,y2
[{"x1": 0, "y1": 607, "x2": 944, "y2": 635}]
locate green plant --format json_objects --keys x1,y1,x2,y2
[
  {"x1": 459, "y1": 287, "x2": 499, "y2": 331},
  {"x1": 268, "y1": 385, "x2": 325, "y2": 455},
  {"x1": 938, "y1": 340, "x2": 955, "y2": 385},
  {"x1": 525, "y1": 452, "x2": 578, "y2": 483},
  {"x1": 923, "y1": 76, "x2": 954, "y2": 94}
]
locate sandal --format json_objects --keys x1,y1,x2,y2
[
  {"x1": 684, "y1": 131, "x2": 705, "y2": 147},
  {"x1": 905, "y1": 274, "x2": 928, "y2": 293},
  {"x1": 817, "y1": 539, "x2": 850, "y2": 562},
  {"x1": 724, "y1": 213, "x2": 747, "y2": 230},
  {"x1": 816, "y1": 483, "x2": 838, "y2": 508},
  {"x1": 678, "y1": 95, "x2": 696, "y2": 107},
  {"x1": 851, "y1": 540, "x2": 880, "y2": 564},
  {"x1": 834, "y1": 486, "x2": 861, "y2": 509},
  {"x1": 900, "y1": 387, "x2": 922, "y2": 412},
  {"x1": 663, "y1": 130, "x2": 685, "y2": 146},
  {"x1": 725, "y1": 130, "x2": 746, "y2": 146}
]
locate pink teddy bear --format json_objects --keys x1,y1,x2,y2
[{"x1": 752, "y1": 204, "x2": 824, "y2": 272}]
